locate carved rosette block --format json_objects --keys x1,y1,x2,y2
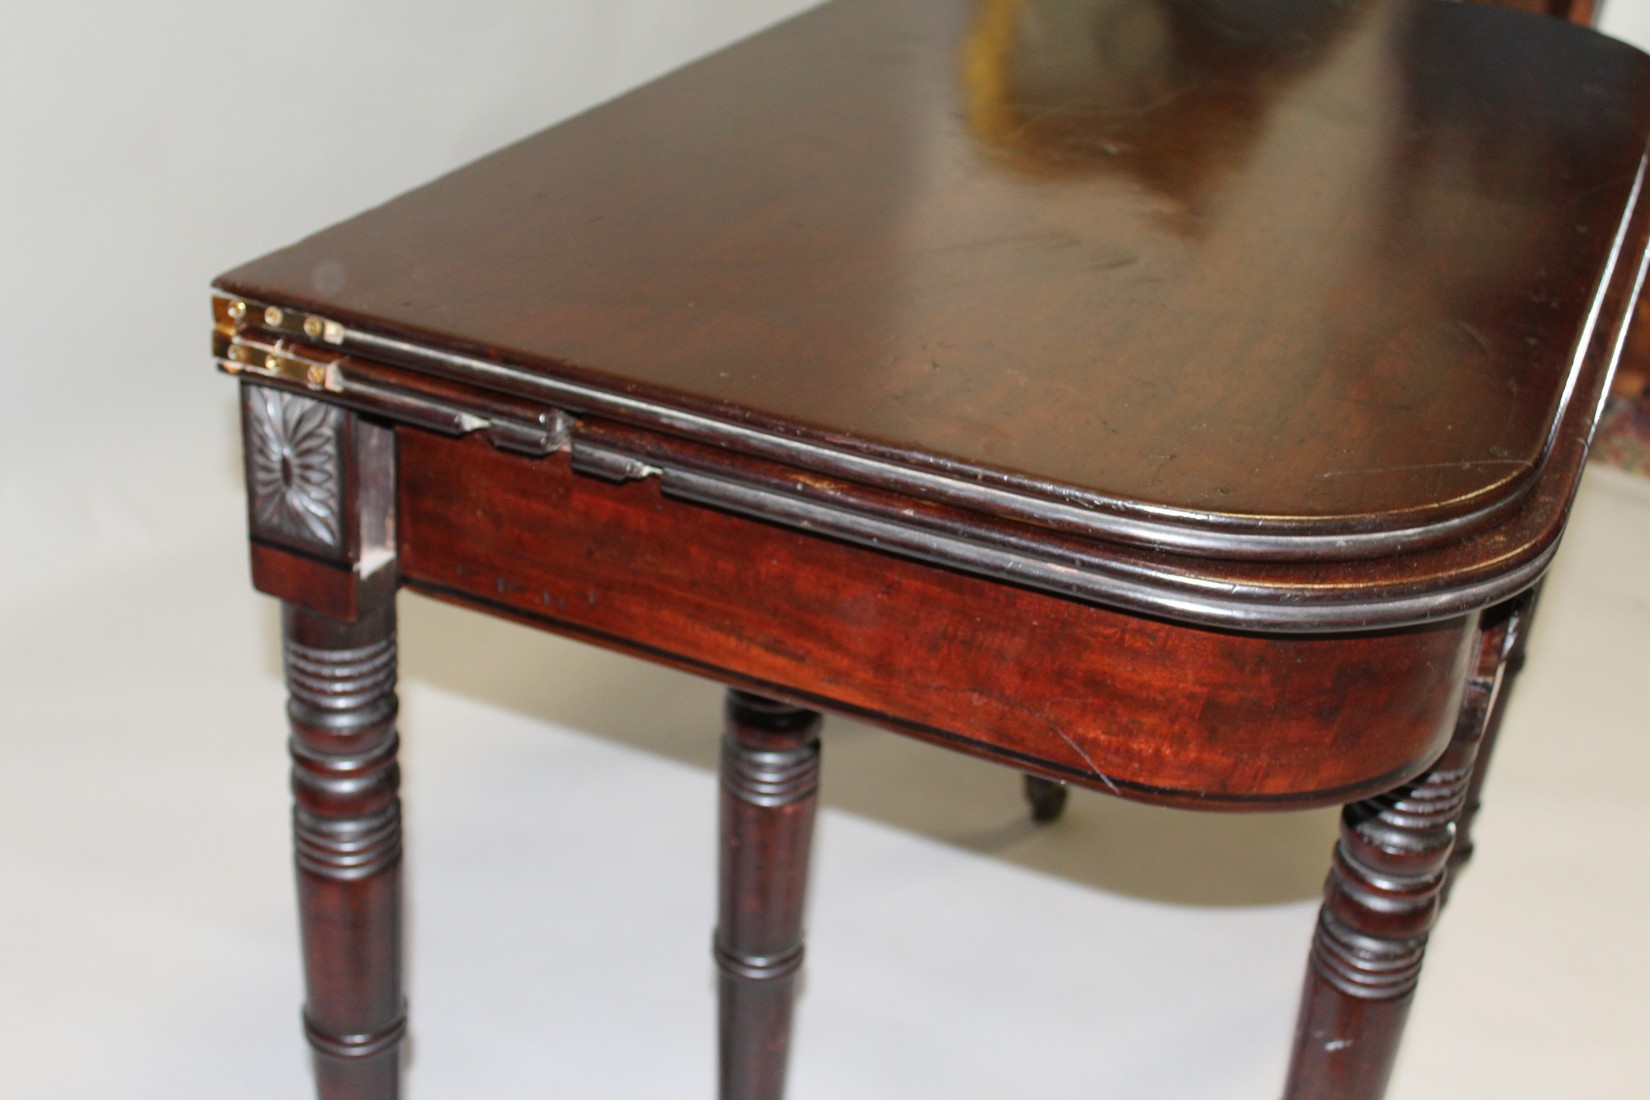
[
  {"x1": 1285, "y1": 613, "x2": 1511, "y2": 1100},
  {"x1": 285, "y1": 602, "x2": 405, "y2": 1099},
  {"x1": 716, "y1": 689, "x2": 822, "y2": 1100},
  {"x1": 240, "y1": 382, "x2": 397, "y2": 622},
  {"x1": 246, "y1": 386, "x2": 347, "y2": 554}
]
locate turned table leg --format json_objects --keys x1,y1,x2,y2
[
  {"x1": 285, "y1": 602, "x2": 406, "y2": 1100},
  {"x1": 1284, "y1": 611, "x2": 1513, "y2": 1100},
  {"x1": 716, "y1": 689, "x2": 822, "y2": 1100},
  {"x1": 1446, "y1": 586, "x2": 1540, "y2": 897},
  {"x1": 238, "y1": 384, "x2": 403, "y2": 1098}
]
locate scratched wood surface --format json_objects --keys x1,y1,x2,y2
[
  {"x1": 391, "y1": 430, "x2": 1478, "y2": 808},
  {"x1": 217, "y1": 0, "x2": 1650, "y2": 552}
]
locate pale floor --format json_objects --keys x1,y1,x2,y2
[{"x1": 2, "y1": 466, "x2": 1646, "y2": 1100}]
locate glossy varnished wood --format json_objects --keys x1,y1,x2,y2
[
  {"x1": 284, "y1": 602, "x2": 405, "y2": 1100},
  {"x1": 217, "y1": 298, "x2": 1629, "y2": 630},
  {"x1": 1285, "y1": 611, "x2": 1511, "y2": 1099},
  {"x1": 717, "y1": 691, "x2": 821, "y2": 1100},
  {"x1": 1446, "y1": 584, "x2": 1541, "y2": 894},
  {"x1": 216, "y1": 0, "x2": 1650, "y2": 559},
  {"x1": 240, "y1": 383, "x2": 407, "y2": 1097},
  {"x1": 394, "y1": 428, "x2": 1477, "y2": 808},
  {"x1": 214, "y1": 3, "x2": 1650, "y2": 1098}
]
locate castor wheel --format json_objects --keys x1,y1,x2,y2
[{"x1": 1023, "y1": 774, "x2": 1069, "y2": 824}]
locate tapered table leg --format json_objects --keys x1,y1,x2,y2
[
  {"x1": 716, "y1": 689, "x2": 822, "y2": 1100},
  {"x1": 285, "y1": 601, "x2": 405, "y2": 1100},
  {"x1": 1284, "y1": 612, "x2": 1512, "y2": 1100}
]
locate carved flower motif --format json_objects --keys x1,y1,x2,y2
[{"x1": 246, "y1": 388, "x2": 343, "y2": 550}]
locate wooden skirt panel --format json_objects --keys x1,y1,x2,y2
[{"x1": 395, "y1": 429, "x2": 1477, "y2": 809}]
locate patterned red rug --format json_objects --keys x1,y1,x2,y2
[{"x1": 1595, "y1": 392, "x2": 1650, "y2": 477}]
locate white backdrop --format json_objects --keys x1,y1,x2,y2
[{"x1": 0, "y1": 0, "x2": 815, "y2": 603}]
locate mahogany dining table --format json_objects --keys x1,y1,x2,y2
[{"x1": 211, "y1": 1, "x2": 1650, "y2": 1096}]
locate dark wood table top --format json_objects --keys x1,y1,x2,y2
[{"x1": 216, "y1": 0, "x2": 1650, "y2": 629}]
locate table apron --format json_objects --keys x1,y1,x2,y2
[{"x1": 390, "y1": 428, "x2": 1478, "y2": 810}]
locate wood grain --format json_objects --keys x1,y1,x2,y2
[
  {"x1": 716, "y1": 691, "x2": 820, "y2": 1100},
  {"x1": 216, "y1": 0, "x2": 1650, "y2": 555},
  {"x1": 284, "y1": 602, "x2": 405, "y2": 1100},
  {"x1": 1284, "y1": 611, "x2": 1511, "y2": 1099},
  {"x1": 395, "y1": 428, "x2": 1477, "y2": 809},
  {"x1": 213, "y1": 4, "x2": 1649, "y2": 1097}
]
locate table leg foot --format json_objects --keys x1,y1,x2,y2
[
  {"x1": 1023, "y1": 774, "x2": 1069, "y2": 823},
  {"x1": 716, "y1": 689, "x2": 821, "y2": 1100},
  {"x1": 1283, "y1": 611, "x2": 1512, "y2": 1100},
  {"x1": 285, "y1": 601, "x2": 405, "y2": 1100}
]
